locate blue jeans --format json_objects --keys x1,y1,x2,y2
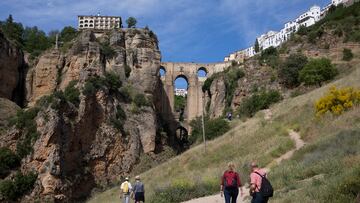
[
  {"x1": 123, "y1": 194, "x2": 130, "y2": 203},
  {"x1": 224, "y1": 187, "x2": 239, "y2": 203},
  {"x1": 251, "y1": 192, "x2": 268, "y2": 203}
]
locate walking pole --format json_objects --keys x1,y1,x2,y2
[{"x1": 202, "y1": 93, "x2": 206, "y2": 153}]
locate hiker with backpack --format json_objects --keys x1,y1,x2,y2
[
  {"x1": 120, "y1": 177, "x2": 132, "y2": 203},
  {"x1": 220, "y1": 162, "x2": 244, "y2": 203},
  {"x1": 132, "y1": 175, "x2": 145, "y2": 203},
  {"x1": 249, "y1": 162, "x2": 273, "y2": 203}
]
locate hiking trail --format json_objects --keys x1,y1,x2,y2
[{"x1": 182, "y1": 110, "x2": 305, "y2": 203}]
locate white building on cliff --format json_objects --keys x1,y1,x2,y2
[
  {"x1": 224, "y1": 0, "x2": 348, "y2": 62},
  {"x1": 78, "y1": 14, "x2": 122, "y2": 30}
]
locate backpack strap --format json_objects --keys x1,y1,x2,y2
[
  {"x1": 254, "y1": 171, "x2": 266, "y2": 178},
  {"x1": 252, "y1": 171, "x2": 266, "y2": 191}
]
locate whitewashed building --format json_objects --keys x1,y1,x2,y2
[
  {"x1": 78, "y1": 15, "x2": 122, "y2": 30},
  {"x1": 332, "y1": 0, "x2": 348, "y2": 6},
  {"x1": 224, "y1": 0, "x2": 347, "y2": 62},
  {"x1": 295, "y1": 5, "x2": 321, "y2": 27},
  {"x1": 175, "y1": 88, "x2": 188, "y2": 97}
]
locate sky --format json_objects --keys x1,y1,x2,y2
[{"x1": 0, "y1": 0, "x2": 330, "y2": 89}]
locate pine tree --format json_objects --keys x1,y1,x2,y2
[{"x1": 254, "y1": 39, "x2": 260, "y2": 53}]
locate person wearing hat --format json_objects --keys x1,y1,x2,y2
[
  {"x1": 120, "y1": 177, "x2": 132, "y2": 203},
  {"x1": 132, "y1": 175, "x2": 145, "y2": 203}
]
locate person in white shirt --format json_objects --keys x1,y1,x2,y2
[{"x1": 120, "y1": 177, "x2": 132, "y2": 203}]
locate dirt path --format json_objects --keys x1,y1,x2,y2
[
  {"x1": 274, "y1": 129, "x2": 304, "y2": 165},
  {"x1": 183, "y1": 124, "x2": 305, "y2": 203}
]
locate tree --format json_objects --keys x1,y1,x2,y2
[
  {"x1": 0, "y1": 14, "x2": 24, "y2": 44},
  {"x1": 254, "y1": 38, "x2": 260, "y2": 53},
  {"x1": 299, "y1": 58, "x2": 338, "y2": 86},
  {"x1": 342, "y1": 48, "x2": 353, "y2": 61},
  {"x1": 23, "y1": 26, "x2": 51, "y2": 56},
  {"x1": 126, "y1": 17, "x2": 137, "y2": 28},
  {"x1": 60, "y1": 26, "x2": 77, "y2": 43},
  {"x1": 279, "y1": 53, "x2": 308, "y2": 87}
]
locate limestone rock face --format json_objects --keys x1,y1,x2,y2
[
  {"x1": 26, "y1": 50, "x2": 63, "y2": 104},
  {"x1": 206, "y1": 76, "x2": 226, "y2": 118},
  {"x1": 0, "y1": 31, "x2": 25, "y2": 104},
  {"x1": 205, "y1": 60, "x2": 283, "y2": 119},
  {"x1": 0, "y1": 29, "x2": 165, "y2": 202}
]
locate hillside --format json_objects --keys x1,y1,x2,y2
[
  {"x1": 88, "y1": 3, "x2": 360, "y2": 203},
  {"x1": 89, "y1": 60, "x2": 360, "y2": 202}
]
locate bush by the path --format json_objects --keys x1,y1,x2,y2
[{"x1": 189, "y1": 117, "x2": 230, "y2": 144}]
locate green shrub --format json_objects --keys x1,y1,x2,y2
[
  {"x1": 8, "y1": 108, "x2": 40, "y2": 158},
  {"x1": 119, "y1": 86, "x2": 133, "y2": 103},
  {"x1": 115, "y1": 105, "x2": 126, "y2": 120},
  {"x1": 336, "y1": 166, "x2": 360, "y2": 201},
  {"x1": 259, "y1": 47, "x2": 280, "y2": 68},
  {"x1": 110, "y1": 118, "x2": 125, "y2": 132},
  {"x1": 35, "y1": 94, "x2": 55, "y2": 108},
  {"x1": 125, "y1": 65, "x2": 131, "y2": 78},
  {"x1": 134, "y1": 94, "x2": 150, "y2": 108},
  {"x1": 0, "y1": 148, "x2": 20, "y2": 178},
  {"x1": 174, "y1": 95, "x2": 186, "y2": 112},
  {"x1": 149, "y1": 178, "x2": 218, "y2": 203},
  {"x1": 224, "y1": 68, "x2": 245, "y2": 109},
  {"x1": 237, "y1": 90, "x2": 282, "y2": 118},
  {"x1": 0, "y1": 172, "x2": 37, "y2": 201},
  {"x1": 202, "y1": 77, "x2": 215, "y2": 93},
  {"x1": 104, "y1": 72, "x2": 122, "y2": 92},
  {"x1": 64, "y1": 80, "x2": 80, "y2": 106},
  {"x1": 83, "y1": 80, "x2": 97, "y2": 96},
  {"x1": 189, "y1": 116, "x2": 230, "y2": 144},
  {"x1": 342, "y1": 48, "x2": 354, "y2": 61},
  {"x1": 299, "y1": 58, "x2": 338, "y2": 86},
  {"x1": 297, "y1": 25, "x2": 308, "y2": 36},
  {"x1": 308, "y1": 31, "x2": 317, "y2": 44},
  {"x1": 82, "y1": 72, "x2": 122, "y2": 95},
  {"x1": 100, "y1": 42, "x2": 116, "y2": 59},
  {"x1": 279, "y1": 53, "x2": 308, "y2": 88},
  {"x1": 110, "y1": 105, "x2": 127, "y2": 132}
]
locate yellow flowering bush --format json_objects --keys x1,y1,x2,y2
[{"x1": 315, "y1": 86, "x2": 360, "y2": 116}]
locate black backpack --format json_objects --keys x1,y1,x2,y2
[{"x1": 254, "y1": 172, "x2": 274, "y2": 198}]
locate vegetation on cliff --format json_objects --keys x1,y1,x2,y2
[{"x1": 0, "y1": 15, "x2": 78, "y2": 58}]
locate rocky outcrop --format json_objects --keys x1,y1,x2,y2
[
  {"x1": 0, "y1": 98, "x2": 20, "y2": 132},
  {"x1": 205, "y1": 60, "x2": 283, "y2": 119},
  {"x1": 26, "y1": 50, "x2": 63, "y2": 105},
  {"x1": 0, "y1": 31, "x2": 25, "y2": 105},
  {"x1": 206, "y1": 76, "x2": 226, "y2": 118},
  {"x1": 0, "y1": 28, "x2": 168, "y2": 202}
]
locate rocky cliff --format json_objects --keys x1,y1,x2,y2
[
  {"x1": 205, "y1": 60, "x2": 283, "y2": 118},
  {"x1": 0, "y1": 28, "x2": 174, "y2": 202},
  {"x1": 0, "y1": 31, "x2": 25, "y2": 105}
]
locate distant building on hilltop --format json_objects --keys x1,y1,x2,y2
[
  {"x1": 224, "y1": 0, "x2": 350, "y2": 63},
  {"x1": 175, "y1": 88, "x2": 188, "y2": 97},
  {"x1": 78, "y1": 14, "x2": 122, "y2": 30}
]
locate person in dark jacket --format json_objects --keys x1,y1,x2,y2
[
  {"x1": 132, "y1": 175, "x2": 145, "y2": 203},
  {"x1": 220, "y1": 162, "x2": 244, "y2": 203}
]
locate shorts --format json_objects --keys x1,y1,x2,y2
[{"x1": 135, "y1": 192, "x2": 145, "y2": 202}]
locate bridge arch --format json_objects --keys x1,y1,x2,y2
[
  {"x1": 197, "y1": 67, "x2": 208, "y2": 78},
  {"x1": 158, "y1": 62, "x2": 231, "y2": 134},
  {"x1": 159, "y1": 66, "x2": 166, "y2": 77},
  {"x1": 174, "y1": 74, "x2": 189, "y2": 89}
]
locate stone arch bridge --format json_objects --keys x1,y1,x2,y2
[{"x1": 158, "y1": 62, "x2": 231, "y2": 135}]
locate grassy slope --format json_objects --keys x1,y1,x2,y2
[{"x1": 88, "y1": 59, "x2": 360, "y2": 202}]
